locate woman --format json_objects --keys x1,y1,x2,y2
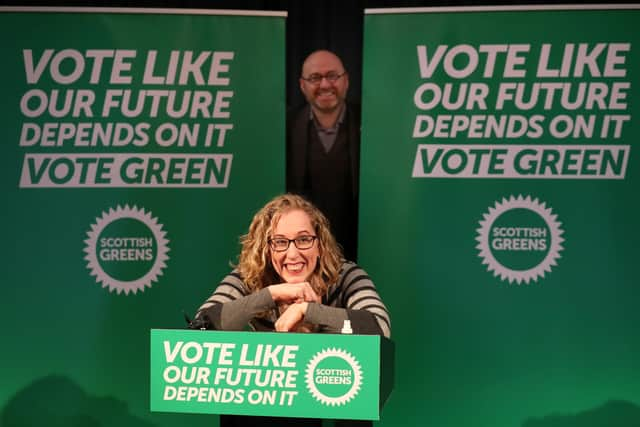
[{"x1": 194, "y1": 193, "x2": 390, "y2": 338}]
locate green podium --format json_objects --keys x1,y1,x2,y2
[{"x1": 150, "y1": 329, "x2": 394, "y2": 420}]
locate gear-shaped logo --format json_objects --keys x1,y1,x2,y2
[
  {"x1": 476, "y1": 195, "x2": 564, "y2": 285},
  {"x1": 84, "y1": 205, "x2": 170, "y2": 295},
  {"x1": 305, "y1": 348, "x2": 363, "y2": 406}
]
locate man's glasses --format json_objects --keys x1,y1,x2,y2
[
  {"x1": 301, "y1": 71, "x2": 346, "y2": 85},
  {"x1": 268, "y1": 235, "x2": 317, "y2": 252}
]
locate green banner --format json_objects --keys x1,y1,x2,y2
[
  {"x1": 150, "y1": 329, "x2": 392, "y2": 420},
  {"x1": 361, "y1": 5, "x2": 639, "y2": 427},
  {"x1": 0, "y1": 7, "x2": 285, "y2": 427}
]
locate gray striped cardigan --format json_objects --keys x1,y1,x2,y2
[{"x1": 195, "y1": 261, "x2": 390, "y2": 338}]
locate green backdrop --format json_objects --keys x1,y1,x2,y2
[
  {"x1": 0, "y1": 8, "x2": 285, "y2": 427},
  {"x1": 360, "y1": 6, "x2": 639, "y2": 427}
]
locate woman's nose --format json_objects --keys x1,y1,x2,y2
[{"x1": 285, "y1": 242, "x2": 301, "y2": 256}]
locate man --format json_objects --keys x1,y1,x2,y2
[{"x1": 287, "y1": 50, "x2": 361, "y2": 262}]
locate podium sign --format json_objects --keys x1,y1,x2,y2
[{"x1": 150, "y1": 329, "x2": 393, "y2": 420}]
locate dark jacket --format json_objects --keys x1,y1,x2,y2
[{"x1": 286, "y1": 103, "x2": 361, "y2": 200}]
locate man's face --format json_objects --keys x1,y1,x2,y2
[{"x1": 299, "y1": 51, "x2": 349, "y2": 114}]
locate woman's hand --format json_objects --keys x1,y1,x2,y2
[
  {"x1": 268, "y1": 282, "x2": 320, "y2": 305},
  {"x1": 275, "y1": 302, "x2": 309, "y2": 332}
]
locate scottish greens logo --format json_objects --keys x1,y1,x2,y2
[
  {"x1": 84, "y1": 205, "x2": 170, "y2": 294},
  {"x1": 305, "y1": 348, "x2": 362, "y2": 406},
  {"x1": 476, "y1": 195, "x2": 564, "y2": 284}
]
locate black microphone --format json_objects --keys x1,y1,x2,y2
[{"x1": 182, "y1": 310, "x2": 211, "y2": 330}]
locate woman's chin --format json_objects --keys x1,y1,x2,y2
[{"x1": 283, "y1": 271, "x2": 309, "y2": 283}]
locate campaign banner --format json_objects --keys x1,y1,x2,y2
[
  {"x1": 150, "y1": 329, "x2": 393, "y2": 420},
  {"x1": 0, "y1": 7, "x2": 285, "y2": 427},
  {"x1": 360, "y1": 5, "x2": 639, "y2": 427}
]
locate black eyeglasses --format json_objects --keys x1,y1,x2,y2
[
  {"x1": 301, "y1": 71, "x2": 346, "y2": 85},
  {"x1": 268, "y1": 235, "x2": 317, "y2": 252}
]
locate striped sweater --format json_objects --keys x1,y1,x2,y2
[{"x1": 195, "y1": 261, "x2": 391, "y2": 338}]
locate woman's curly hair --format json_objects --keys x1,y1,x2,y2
[{"x1": 236, "y1": 193, "x2": 343, "y2": 296}]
